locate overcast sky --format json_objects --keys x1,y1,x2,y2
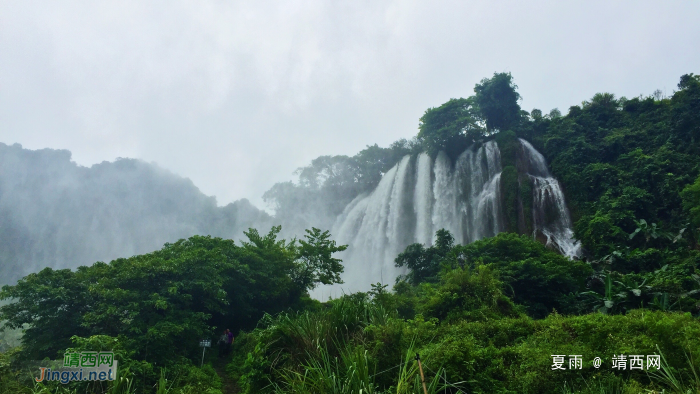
[{"x1": 2, "y1": 1, "x2": 698, "y2": 209}]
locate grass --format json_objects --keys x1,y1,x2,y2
[{"x1": 648, "y1": 345, "x2": 700, "y2": 394}]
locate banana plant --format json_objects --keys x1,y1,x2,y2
[
  {"x1": 580, "y1": 272, "x2": 620, "y2": 314},
  {"x1": 615, "y1": 276, "x2": 653, "y2": 303},
  {"x1": 580, "y1": 269, "x2": 655, "y2": 314},
  {"x1": 629, "y1": 218, "x2": 687, "y2": 246},
  {"x1": 629, "y1": 219, "x2": 668, "y2": 242},
  {"x1": 651, "y1": 292, "x2": 679, "y2": 311}
]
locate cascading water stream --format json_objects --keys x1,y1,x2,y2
[
  {"x1": 460, "y1": 141, "x2": 503, "y2": 243},
  {"x1": 518, "y1": 138, "x2": 582, "y2": 258},
  {"x1": 413, "y1": 153, "x2": 433, "y2": 246},
  {"x1": 432, "y1": 151, "x2": 461, "y2": 242},
  {"x1": 385, "y1": 156, "x2": 413, "y2": 264}
]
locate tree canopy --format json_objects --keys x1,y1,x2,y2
[
  {"x1": 473, "y1": 71, "x2": 522, "y2": 132},
  {"x1": 394, "y1": 228, "x2": 454, "y2": 285},
  {"x1": 417, "y1": 98, "x2": 483, "y2": 157},
  {"x1": 0, "y1": 227, "x2": 347, "y2": 364}
]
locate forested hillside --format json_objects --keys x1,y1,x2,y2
[
  {"x1": 0, "y1": 144, "x2": 271, "y2": 284},
  {"x1": 529, "y1": 74, "x2": 700, "y2": 258},
  {"x1": 1, "y1": 73, "x2": 699, "y2": 393}
]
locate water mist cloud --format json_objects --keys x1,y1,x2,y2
[{"x1": 1, "y1": 1, "x2": 698, "y2": 209}]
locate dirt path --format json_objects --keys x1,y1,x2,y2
[{"x1": 213, "y1": 357, "x2": 239, "y2": 394}]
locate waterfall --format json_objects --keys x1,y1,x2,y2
[
  {"x1": 413, "y1": 153, "x2": 433, "y2": 246},
  {"x1": 338, "y1": 163, "x2": 399, "y2": 285},
  {"x1": 459, "y1": 141, "x2": 503, "y2": 243},
  {"x1": 432, "y1": 151, "x2": 462, "y2": 243},
  {"x1": 385, "y1": 156, "x2": 413, "y2": 263},
  {"x1": 429, "y1": 140, "x2": 504, "y2": 246},
  {"x1": 518, "y1": 138, "x2": 582, "y2": 258},
  {"x1": 318, "y1": 138, "x2": 580, "y2": 296}
]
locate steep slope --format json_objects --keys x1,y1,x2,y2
[{"x1": 0, "y1": 143, "x2": 271, "y2": 284}]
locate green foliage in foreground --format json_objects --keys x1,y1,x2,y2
[
  {"x1": 230, "y1": 291, "x2": 700, "y2": 394},
  {"x1": 394, "y1": 229, "x2": 455, "y2": 286},
  {"x1": 0, "y1": 226, "x2": 347, "y2": 393},
  {"x1": 396, "y1": 232, "x2": 593, "y2": 318},
  {"x1": 0, "y1": 338, "x2": 223, "y2": 394},
  {"x1": 227, "y1": 229, "x2": 699, "y2": 393}
]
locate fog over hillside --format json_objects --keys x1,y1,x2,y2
[{"x1": 0, "y1": 142, "x2": 271, "y2": 284}]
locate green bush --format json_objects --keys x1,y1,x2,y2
[
  {"x1": 232, "y1": 295, "x2": 390, "y2": 393},
  {"x1": 417, "y1": 265, "x2": 521, "y2": 323},
  {"x1": 370, "y1": 310, "x2": 700, "y2": 394},
  {"x1": 446, "y1": 233, "x2": 592, "y2": 317}
]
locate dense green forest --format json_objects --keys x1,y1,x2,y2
[{"x1": 2, "y1": 73, "x2": 700, "y2": 393}]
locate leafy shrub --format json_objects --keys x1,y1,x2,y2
[
  {"x1": 446, "y1": 233, "x2": 592, "y2": 317},
  {"x1": 417, "y1": 265, "x2": 521, "y2": 323}
]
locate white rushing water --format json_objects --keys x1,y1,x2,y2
[
  {"x1": 460, "y1": 141, "x2": 504, "y2": 243},
  {"x1": 432, "y1": 151, "x2": 461, "y2": 243},
  {"x1": 413, "y1": 153, "x2": 433, "y2": 246},
  {"x1": 315, "y1": 139, "x2": 580, "y2": 297},
  {"x1": 518, "y1": 138, "x2": 582, "y2": 258}
]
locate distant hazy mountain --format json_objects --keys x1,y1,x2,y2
[{"x1": 0, "y1": 143, "x2": 271, "y2": 284}]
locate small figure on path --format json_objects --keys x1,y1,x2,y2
[
  {"x1": 217, "y1": 329, "x2": 228, "y2": 357},
  {"x1": 226, "y1": 329, "x2": 234, "y2": 355}
]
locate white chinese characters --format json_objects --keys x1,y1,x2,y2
[{"x1": 551, "y1": 354, "x2": 661, "y2": 370}]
